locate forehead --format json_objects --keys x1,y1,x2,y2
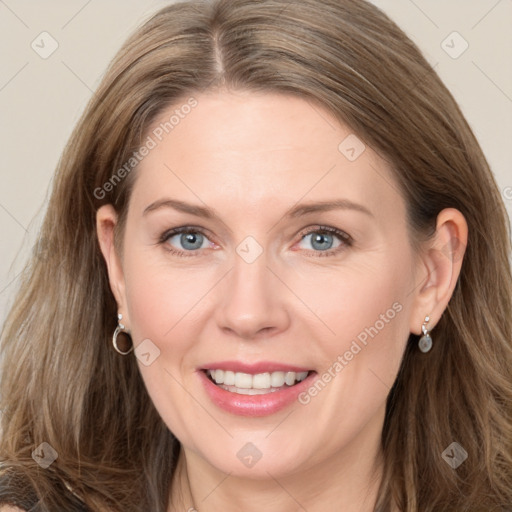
[{"x1": 128, "y1": 91, "x2": 405, "y2": 225}]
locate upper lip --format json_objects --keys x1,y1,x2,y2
[{"x1": 200, "y1": 361, "x2": 313, "y2": 374}]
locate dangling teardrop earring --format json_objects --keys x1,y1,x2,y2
[{"x1": 418, "y1": 315, "x2": 433, "y2": 353}]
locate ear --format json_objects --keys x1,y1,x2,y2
[
  {"x1": 96, "y1": 204, "x2": 128, "y2": 321},
  {"x1": 409, "y1": 208, "x2": 468, "y2": 335}
]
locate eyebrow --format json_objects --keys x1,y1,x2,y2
[{"x1": 142, "y1": 198, "x2": 373, "y2": 219}]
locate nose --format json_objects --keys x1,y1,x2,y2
[{"x1": 215, "y1": 252, "x2": 291, "y2": 341}]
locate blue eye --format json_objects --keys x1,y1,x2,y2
[
  {"x1": 160, "y1": 228, "x2": 212, "y2": 256},
  {"x1": 159, "y1": 225, "x2": 352, "y2": 258},
  {"x1": 300, "y1": 232, "x2": 338, "y2": 251},
  {"x1": 296, "y1": 227, "x2": 351, "y2": 256}
]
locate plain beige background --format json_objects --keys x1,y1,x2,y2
[{"x1": 0, "y1": 0, "x2": 511, "y2": 327}]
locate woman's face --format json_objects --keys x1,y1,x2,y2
[{"x1": 102, "y1": 91, "x2": 427, "y2": 479}]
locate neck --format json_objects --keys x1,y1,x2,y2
[{"x1": 168, "y1": 414, "x2": 385, "y2": 512}]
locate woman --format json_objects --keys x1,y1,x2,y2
[{"x1": 0, "y1": 0, "x2": 511, "y2": 510}]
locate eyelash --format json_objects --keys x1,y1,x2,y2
[{"x1": 158, "y1": 225, "x2": 353, "y2": 258}]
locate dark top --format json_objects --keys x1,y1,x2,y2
[{"x1": 0, "y1": 469, "x2": 89, "y2": 511}]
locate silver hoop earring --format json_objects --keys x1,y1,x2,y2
[
  {"x1": 418, "y1": 315, "x2": 433, "y2": 353},
  {"x1": 113, "y1": 313, "x2": 133, "y2": 355}
]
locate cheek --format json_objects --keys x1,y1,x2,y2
[
  {"x1": 292, "y1": 259, "x2": 410, "y2": 352},
  {"x1": 121, "y1": 250, "x2": 212, "y2": 441},
  {"x1": 294, "y1": 252, "x2": 412, "y2": 404},
  {"x1": 289, "y1": 266, "x2": 411, "y2": 449},
  {"x1": 122, "y1": 242, "x2": 214, "y2": 347}
]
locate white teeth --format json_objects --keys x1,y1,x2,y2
[
  {"x1": 214, "y1": 369, "x2": 224, "y2": 383},
  {"x1": 223, "y1": 370, "x2": 235, "y2": 386},
  {"x1": 235, "y1": 372, "x2": 253, "y2": 389},
  {"x1": 285, "y1": 372, "x2": 296, "y2": 386},
  {"x1": 252, "y1": 372, "x2": 271, "y2": 389},
  {"x1": 206, "y1": 369, "x2": 310, "y2": 390},
  {"x1": 222, "y1": 386, "x2": 281, "y2": 395},
  {"x1": 271, "y1": 372, "x2": 285, "y2": 387}
]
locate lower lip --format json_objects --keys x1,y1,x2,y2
[{"x1": 198, "y1": 370, "x2": 317, "y2": 417}]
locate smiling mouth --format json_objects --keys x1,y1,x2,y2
[{"x1": 203, "y1": 369, "x2": 313, "y2": 395}]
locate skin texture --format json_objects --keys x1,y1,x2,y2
[{"x1": 97, "y1": 91, "x2": 467, "y2": 512}]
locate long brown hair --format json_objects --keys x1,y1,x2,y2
[{"x1": 1, "y1": 0, "x2": 511, "y2": 510}]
